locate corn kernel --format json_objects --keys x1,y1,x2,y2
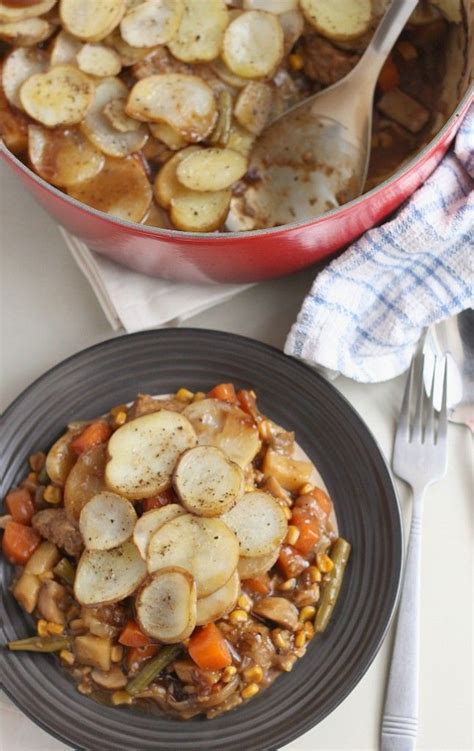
[
  {"x1": 47, "y1": 622, "x2": 65, "y2": 635},
  {"x1": 280, "y1": 655, "x2": 297, "y2": 672},
  {"x1": 299, "y1": 483, "x2": 315, "y2": 496},
  {"x1": 78, "y1": 682, "x2": 91, "y2": 695},
  {"x1": 283, "y1": 506, "x2": 292, "y2": 521},
  {"x1": 317, "y1": 553, "x2": 334, "y2": 573},
  {"x1": 258, "y1": 419, "x2": 272, "y2": 442},
  {"x1": 243, "y1": 665, "x2": 263, "y2": 684},
  {"x1": 285, "y1": 525, "x2": 300, "y2": 546},
  {"x1": 112, "y1": 691, "x2": 133, "y2": 705},
  {"x1": 288, "y1": 52, "x2": 304, "y2": 72},
  {"x1": 304, "y1": 621, "x2": 315, "y2": 639},
  {"x1": 110, "y1": 404, "x2": 127, "y2": 417},
  {"x1": 241, "y1": 682, "x2": 260, "y2": 700},
  {"x1": 396, "y1": 40, "x2": 417, "y2": 61},
  {"x1": 237, "y1": 594, "x2": 253, "y2": 612},
  {"x1": 245, "y1": 484, "x2": 255, "y2": 493},
  {"x1": 37, "y1": 620, "x2": 49, "y2": 637},
  {"x1": 44, "y1": 485, "x2": 62, "y2": 505},
  {"x1": 222, "y1": 666, "x2": 237, "y2": 683},
  {"x1": 308, "y1": 565, "x2": 322, "y2": 583},
  {"x1": 60, "y1": 650, "x2": 75, "y2": 666},
  {"x1": 295, "y1": 631, "x2": 306, "y2": 648},
  {"x1": 111, "y1": 645, "x2": 123, "y2": 663},
  {"x1": 278, "y1": 578, "x2": 296, "y2": 592},
  {"x1": 113, "y1": 411, "x2": 127, "y2": 427},
  {"x1": 299, "y1": 606, "x2": 316, "y2": 622},
  {"x1": 271, "y1": 630, "x2": 290, "y2": 650},
  {"x1": 193, "y1": 391, "x2": 206, "y2": 402},
  {"x1": 176, "y1": 388, "x2": 194, "y2": 402},
  {"x1": 229, "y1": 609, "x2": 248, "y2": 625}
]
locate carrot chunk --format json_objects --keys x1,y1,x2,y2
[
  {"x1": 143, "y1": 488, "x2": 176, "y2": 511},
  {"x1": 126, "y1": 643, "x2": 159, "y2": 671},
  {"x1": 377, "y1": 55, "x2": 400, "y2": 92},
  {"x1": 2, "y1": 521, "x2": 41, "y2": 565},
  {"x1": 71, "y1": 421, "x2": 111, "y2": 455},
  {"x1": 207, "y1": 383, "x2": 237, "y2": 403},
  {"x1": 291, "y1": 509, "x2": 321, "y2": 556},
  {"x1": 243, "y1": 575, "x2": 270, "y2": 595},
  {"x1": 119, "y1": 619, "x2": 152, "y2": 648},
  {"x1": 5, "y1": 488, "x2": 35, "y2": 525},
  {"x1": 188, "y1": 623, "x2": 232, "y2": 670}
]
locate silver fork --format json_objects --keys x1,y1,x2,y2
[{"x1": 381, "y1": 353, "x2": 448, "y2": 751}]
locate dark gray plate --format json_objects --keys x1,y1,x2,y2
[{"x1": 0, "y1": 329, "x2": 402, "y2": 751}]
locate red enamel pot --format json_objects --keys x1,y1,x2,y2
[{"x1": 1, "y1": 14, "x2": 472, "y2": 284}]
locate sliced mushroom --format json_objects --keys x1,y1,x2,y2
[
  {"x1": 91, "y1": 665, "x2": 127, "y2": 689},
  {"x1": 252, "y1": 596, "x2": 299, "y2": 630},
  {"x1": 37, "y1": 579, "x2": 69, "y2": 624}
]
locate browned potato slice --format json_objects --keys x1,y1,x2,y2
[
  {"x1": 209, "y1": 88, "x2": 232, "y2": 147},
  {"x1": 120, "y1": 0, "x2": 183, "y2": 47},
  {"x1": 300, "y1": 0, "x2": 372, "y2": 42},
  {"x1": 430, "y1": 0, "x2": 462, "y2": 22},
  {"x1": 141, "y1": 199, "x2": 172, "y2": 228},
  {"x1": 0, "y1": 86, "x2": 28, "y2": 153},
  {"x1": 75, "y1": 541, "x2": 146, "y2": 605},
  {"x1": 149, "y1": 121, "x2": 188, "y2": 150},
  {"x1": 64, "y1": 444, "x2": 107, "y2": 521},
  {"x1": 49, "y1": 29, "x2": 82, "y2": 65},
  {"x1": 222, "y1": 491, "x2": 287, "y2": 557},
  {"x1": 105, "y1": 409, "x2": 197, "y2": 499},
  {"x1": 226, "y1": 122, "x2": 255, "y2": 157},
  {"x1": 211, "y1": 58, "x2": 248, "y2": 88},
  {"x1": 20, "y1": 65, "x2": 94, "y2": 127},
  {"x1": 79, "y1": 492, "x2": 137, "y2": 550},
  {"x1": 173, "y1": 446, "x2": 244, "y2": 516},
  {"x1": 238, "y1": 548, "x2": 279, "y2": 579},
  {"x1": 196, "y1": 569, "x2": 239, "y2": 625},
  {"x1": 133, "y1": 504, "x2": 186, "y2": 559},
  {"x1": 60, "y1": 0, "x2": 126, "y2": 42},
  {"x1": 168, "y1": 0, "x2": 229, "y2": 63},
  {"x1": 81, "y1": 76, "x2": 148, "y2": 157},
  {"x1": 222, "y1": 10, "x2": 284, "y2": 78},
  {"x1": 0, "y1": 0, "x2": 56, "y2": 24},
  {"x1": 170, "y1": 188, "x2": 231, "y2": 232},
  {"x1": 176, "y1": 147, "x2": 247, "y2": 191},
  {"x1": 106, "y1": 27, "x2": 154, "y2": 65},
  {"x1": 2, "y1": 47, "x2": 48, "y2": 110},
  {"x1": 76, "y1": 43, "x2": 122, "y2": 77},
  {"x1": 136, "y1": 567, "x2": 196, "y2": 642},
  {"x1": 243, "y1": 0, "x2": 298, "y2": 10},
  {"x1": 29, "y1": 124, "x2": 105, "y2": 187},
  {"x1": 68, "y1": 155, "x2": 152, "y2": 223},
  {"x1": 0, "y1": 17, "x2": 54, "y2": 45},
  {"x1": 103, "y1": 97, "x2": 141, "y2": 132},
  {"x1": 126, "y1": 73, "x2": 217, "y2": 142},
  {"x1": 234, "y1": 81, "x2": 272, "y2": 135},
  {"x1": 279, "y1": 8, "x2": 304, "y2": 54},
  {"x1": 153, "y1": 145, "x2": 200, "y2": 208},
  {"x1": 147, "y1": 513, "x2": 239, "y2": 596}
]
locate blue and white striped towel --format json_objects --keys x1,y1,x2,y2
[{"x1": 285, "y1": 102, "x2": 474, "y2": 383}]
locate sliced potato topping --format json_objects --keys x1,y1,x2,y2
[
  {"x1": 168, "y1": 0, "x2": 229, "y2": 63},
  {"x1": 149, "y1": 121, "x2": 188, "y2": 150},
  {"x1": 226, "y1": 122, "x2": 255, "y2": 157},
  {"x1": 136, "y1": 567, "x2": 197, "y2": 642},
  {"x1": 170, "y1": 187, "x2": 231, "y2": 232},
  {"x1": 279, "y1": 8, "x2": 304, "y2": 54},
  {"x1": 120, "y1": 0, "x2": 183, "y2": 48},
  {"x1": 133, "y1": 504, "x2": 186, "y2": 559},
  {"x1": 211, "y1": 58, "x2": 248, "y2": 88},
  {"x1": 222, "y1": 10, "x2": 284, "y2": 79},
  {"x1": 79, "y1": 491, "x2": 137, "y2": 550},
  {"x1": 243, "y1": 0, "x2": 298, "y2": 11},
  {"x1": 67, "y1": 155, "x2": 152, "y2": 223},
  {"x1": 126, "y1": 73, "x2": 217, "y2": 142},
  {"x1": 176, "y1": 147, "x2": 247, "y2": 191},
  {"x1": 0, "y1": 0, "x2": 57, "y2": 24},
  {"x1": 234, "y1": 81, "x2": 273, "y2": 135},
  {"x1": 141, "y1": 199, "x2": 173, "y2": 228},
  {"x1": 105, "y1": 409, "x2": 197, "y2": 500},
  {"x1": 173, "y1": 445, "x2": 244, "y2": 516},
  {"x1": 300, "y1": 0, "x2": 372, "y2": 42},
  {"x1": 29, "y1": 124, "x2": 105, "y2": 187},
  {"x1": 2, "y1": 46, "x2": 47, "y2": 110},
  {"x1": 76, "y1": 43, "x2": 122, "y2": 77},
  {"x1": 106, "y1": 27, "x2": 154, "y2": 66},
  {"x1": 153, "y1": 145, "x2": 200, "y2": 208},
  {"x1": 196, "y1": 569, "x2": 239, "y2": 625},
  {"x1": 0, "y1": 17, "x2": 54, "y2": 46},
  {"x1": 49, "y1": 29, "x2": 82, "y2": 65},
  {"x1": 103, "y1": 97, "x2": 141, "y2": 132},
  {"x1": 60, "y1": 0, "x2": 126, "y2": 42},
  {"x1": 20, "y1": 64, "x2": 94, "y2": 127},
  {"x1": 81, "y1": 76, "x2": 148, "y2": 157},
  {"x1": 238, "y1": 548, "x2": 280, "y2": 579},
  {"x1": 74, "y1": 541, "x2": 146, "y2": 605},
  {"x1": 147, "y1": 513, "x2": 239, "y2": 596},
  {"x1": 222, "y1": 491, "x2": 288, "y2": 557},
  {"x1": 0, "y1": 84, "x2": 28, "y2": 154}
]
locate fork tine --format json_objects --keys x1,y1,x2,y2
[
  {"x1": 397, "y1": 354, "x2": 414, "y2": 440},
  {"x1": 411, "y1": 353, "x2": 425, "y2": 443},
  {"x1": 437, "y1": 356, "x2": 448, "y2": 444},
  {"x1": 424, "y1": 355, "x2": 437, "y2": 443}
]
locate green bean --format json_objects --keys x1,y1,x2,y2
[
  {"x1": 126, "y1": 645, "x2": 181, "y2": 696},
  {"x1": 53, "y1": 558, "x2": 76, "y2": 586},
  {"x1": 314, "y1": 537, "x2": 351, "y2": 633},
  {"x1": 7, "y1": 635, "x2": 72, "y2": 652}
]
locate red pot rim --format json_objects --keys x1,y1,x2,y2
[{"x1": 2, "y1": 86, "x2": 472, "y2": 243}]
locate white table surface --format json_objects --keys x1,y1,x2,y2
[{"x1": 0, "y1": 161, "x2": 472, "y2": 751}]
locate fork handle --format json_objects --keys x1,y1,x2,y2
[{"x1": 381, "y1": 491, "x2": 425, "y2": 751}]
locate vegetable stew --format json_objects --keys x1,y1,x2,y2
[{"x1": 1, "y1": 385, "x2": 350, "y2": 719}]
